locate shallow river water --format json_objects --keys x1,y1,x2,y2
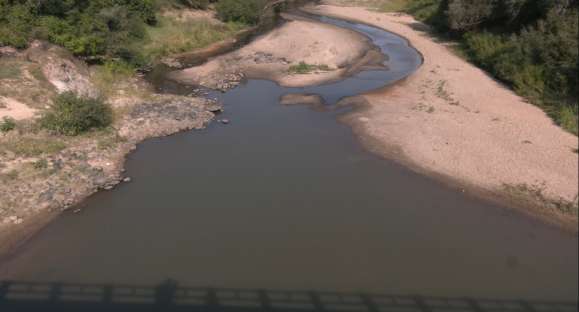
[{"x1": 0, "y1": 15, "x2": 577, "y2": 301}]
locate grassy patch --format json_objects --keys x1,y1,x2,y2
[
  {"x1": 96, "y1": 130, "x2": 128, "y2": 150},
  {"x1": 378, "y1": 0, "x2": 409, "y2": 12},
  {"x1": 557, "y1": 106, "x2": 578, "y2": 136},
  {"x1": 92, "y1": 61, "x2": 137, "y2": 96},
  {"x1": 0, "y1": 117, "x2": 16, "y2": 133},
  {"x1": 503, "y1": 183, "x2": 579, "y2": 217},
  {"x1": 288, "y1": 62, "x2": 331, "y2": 74},
  {"x1": 142, "y1": 16, "x2": 246, "y2": 62},
  {"x1": 0, "y1": 61, "x2": 21, "y2": 80},
  {"x1": 0, "y1": 137, "x2": 66, "y2": 157}
]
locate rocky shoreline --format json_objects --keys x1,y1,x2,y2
[
  {"x1": 0, "y1": 42, "x2": 223, "y2": 258},
  {"x1": 0, "y1": 94, "x2": 221, "y2": 257}
]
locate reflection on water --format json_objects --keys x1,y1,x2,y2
[{"x1": 0, "y1": 15, "x2": 577, "y2": 302}]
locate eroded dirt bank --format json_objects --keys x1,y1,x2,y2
[{"x1": 308, "y1": 3, "x2": 578, "y2": 228}]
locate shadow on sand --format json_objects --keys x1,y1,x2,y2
[{"x1": 0, "y1": 280, "x2": 576, "y2": 312}]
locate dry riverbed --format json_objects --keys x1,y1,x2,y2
[{"x1": 309, "y1": 2, "x2": 579, "y2": 229}]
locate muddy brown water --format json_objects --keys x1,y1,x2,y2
[{"x1": 0, "y1": 15, "x2": 577, "y2": 301}]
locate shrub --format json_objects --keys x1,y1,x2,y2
[
  {"x1": 40, "y1": 92, "x2": 112, "y2": 136},
  {"x1": 215, "y1": 0, "x2": 267, "y2": 25},
  {"x1": 0, "y1": 117, "x2": 16, "y2": 133},
  {"x1": 32, "y1": 158, "x2": 48, "y2": 170},
  {"x1": 288, "y1": 62, "x2": 330, "y2": 74},
  {"x1": 0, "y1": 0, "x2": 155, "y2": 62},
  {"x1": 404, "y1": 0, "x2": 578, "y2": 134}
]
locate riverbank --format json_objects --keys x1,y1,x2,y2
[
  {"x1": 170, "y1": 13, "x2": 385, "y2": 90},
  {"x1": 0, "y1": 3, "x2": 381, "y2": 259},
  {"x1": 0, "y1": 40, "x2": 222, "y2": 260},
  {"x1": 308, "y1": 3, "x2": 579, "y2": 230}
]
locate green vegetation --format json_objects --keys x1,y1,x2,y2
[
  {"x1": 0, "y1": 0, "x2": 157, "y2": 65},
  {"x1": 40, "y1": 92, "x2": 112, "y2": 136},
  {"x1": 216, "y1": 0, "x2": 267, "y2": 25},
  {"x1": 503, "y1": 182, "x2": 579, "y2": 217},
  {"x1": 0, "y1": 117, "x2": 16, "y2": 133},
  {"x1": 142, "y1": 16, "x2": 245, "y2": 61},
  {"x1": 381, "y1": 0, "x2": 578, "y2": 135},
  {"x1": 32, "y1": 158, "x2": 48, "y2": 170},
  {"x1": 289, "y1": 62, "x2": 331, "y2": 74},
  {"x1": 0, "y1": 61, "x2": 21, "y2": 80},
  {"x1": 158, "y1": 0, "x2": 217, "y2": 10},
  {"x1": 0, "y1": 0, "x2": 267, "y2": 66}
]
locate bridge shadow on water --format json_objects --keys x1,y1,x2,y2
[{"x1": 0, "y1": 280, "x2": 576, "y2": 312}]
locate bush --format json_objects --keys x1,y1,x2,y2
[
  {"x1": 157, "y1": 0, "x2": 216, "y2": 9},
  {"x1": 40, "y1": 92, "x2": 112, "y2": 136},
  {"x1": 403, "y1": 0, "x2": 578, "y2": 134},
  {"x1": 0, "y1": 0, "x2": 155, "y2": 62},
  {"x1": 215, "y1": 0, "x2": 267, "y2": 25},
  {"x1": 0, "y1": 117, "x2": 16, "y2": 133}
]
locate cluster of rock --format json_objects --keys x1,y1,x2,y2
[
  {"x1": 0, "y1": 41, "x2": 223, "y2": 237},
  {"x1": 208, "y1": 72, "x2": 246, "y2": 91},
  {"x1": 0, "y1": 94, "x2": 221, "y2": 228}
]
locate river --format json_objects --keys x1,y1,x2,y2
[{"x1": 0, "y1": 13, "x2": 577, "y2": 302}]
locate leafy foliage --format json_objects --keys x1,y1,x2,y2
[
  {"x1": 0, "y1": 0, "x2": 156, "y2": 63},
  {"x1": 402, "y1": 0, "x2": 578, "y2": 134},
  {"x1": 215, "y1": 0, "x2": 267, "y2": 25},
  {"x1": 40, "y1": 92, "x2": 112, "y2": 136}
]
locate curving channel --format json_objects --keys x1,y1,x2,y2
[{"x1": 0, "y1": 13, "x2": 577, "y2": 301}]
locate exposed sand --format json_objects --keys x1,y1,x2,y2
[
  {"x1": 307, "y1": 4, "x2": 578, "y2": 222},
  {"x1": 0, "y1": 97, "x2": 36, "y2": 120},
  {"x1": 171, "y1": 14, "x2": 382, "y2": 88}
]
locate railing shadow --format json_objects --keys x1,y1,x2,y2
[{"x1": 0, "y1": 280, "x2": 576, "y2": 312}]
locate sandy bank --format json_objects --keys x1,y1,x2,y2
[
  {"x1": 308, "y1": 4, "x2": 578, "y2": 227},
  {"x1": 170, "y1": 14, "x2": 384, "y2": 89}
]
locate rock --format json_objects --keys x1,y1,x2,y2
[
  {"x1": 25, "y1": 40, "x2": 98, "y2": 98},
  {"x1": 123, "y1": 177, "x2": 132, "y2": 183},
  {"x1": 0, "y1": 46, "x2": 18, "y2": 57},
  {"x1": 4, "y1": 215, "x2": 23, "y2": 225},
  {"x1": 161, "y1": 57, "x2": 183, "y2": 69}
]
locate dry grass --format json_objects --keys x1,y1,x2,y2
[
  {"x1": 503, "y1": 182, "x2": 579, "y2": 217},
  {"x1": 0, "y1": 61, "x2": 21, "y2": 80},
  {"x1": 0, "y1": 136, "x2": 66, "y2": 157},
  {"x1": 142, "y1": 16, "x2": 246, "y2": 61}
]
